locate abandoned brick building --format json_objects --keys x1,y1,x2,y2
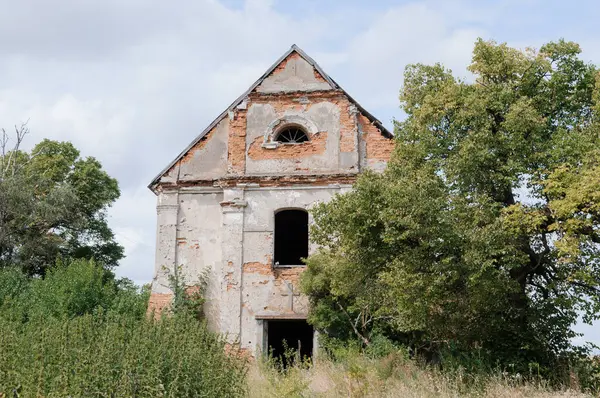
[{"x1": 148, "y1": 45, "x2": 394, "y2": 358}]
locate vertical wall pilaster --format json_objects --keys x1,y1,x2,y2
[
  {"x1": 151, "y1": 190, "x2": 179, "y2": 295},
  {"x1": 219, "y1": 185, "x2": 247, "y2": 342}
]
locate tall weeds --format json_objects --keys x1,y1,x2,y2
[
  {"x1": 0, "y1": 261, "x2": 247, "y2": 397},
  {"x1": 249, "y1": 350, "x2": 592, "y2": 398}
]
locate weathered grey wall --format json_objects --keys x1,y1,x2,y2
[
  {"x1": 176, "y1": 189, "x2": 224, "y2": 330},
  {"x1": 256, "y1": 55, "x2": 332, "y2": 93},
  {"x1": 152, "y1": 191, "x2": 179, "y2": 295},
  {"x1": 149, "y1": 50, "x2": 395, "y2": 355},
  {"x1": 178, "y1": 119, "x2": 229, "y2": 181},
  {"x1": 238, "y1": 184, "x2": 352, "y2": 355}
]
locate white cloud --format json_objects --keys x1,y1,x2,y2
[{"x1": 332, "y1": 1, "x2": 487, "y2": 113}]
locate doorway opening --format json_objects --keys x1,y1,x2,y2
[{"x1": 266, "y1": 319, "x2": 313, "y2": 367}]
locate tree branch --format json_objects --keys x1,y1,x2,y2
[{"x1": 336, "y1": 301, "x2": 371, "y2": 346}]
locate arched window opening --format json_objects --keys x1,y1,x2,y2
[
  {"x1": 275, "y1": 126, "x2": 309, "y2": 144},
  {"x1": 274, "y1": 209, "x2": 309, "y2": 266}
]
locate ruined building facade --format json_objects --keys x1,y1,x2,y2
[{"x1": 149, "y1": 45, "x2": 394, "y2": 357}]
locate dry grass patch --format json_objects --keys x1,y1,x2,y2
[{"x1": 248, "y1": 354, "x2": 591, "y2": 398}]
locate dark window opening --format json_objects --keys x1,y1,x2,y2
[
  {"x1": 274, "y1": 209, "x2": 308, "y2": 266},
  {"x1": 275, "y1": 127, "x2": 309, "y2": 143},
  {"x1": 266, "y1": 320, "x2": 313, "y2": 367}
]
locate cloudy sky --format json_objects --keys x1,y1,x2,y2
[{"x1": 1, "y1": 0, "x2": 599, "y2": 344}]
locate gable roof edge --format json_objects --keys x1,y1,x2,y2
[{"x1": 149, "y1": 44, "x2": 393, "y2": 192}]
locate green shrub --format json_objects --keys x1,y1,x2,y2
[
  {"x1": 0, "y1": 260, "x2": 248, "y2": 397},
  {"x1": 0, "y1": 267, "x2": 30, "y2": 320},
  {"x1": 0, "y1": 312, "x2": 247, "y2": 397},
  {"x1": 0, "y1": 259, "x2": 149, "y2": 321},
  {"x1": 27, "y1": 258, "x2": 122, "y2": 319}
]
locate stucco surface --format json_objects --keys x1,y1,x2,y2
[{"x1": 149, "y1": 48, "x2": 395, "y2": 355}]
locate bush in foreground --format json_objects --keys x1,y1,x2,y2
[
  {"x1": 0, "y1": 261, "x2": 247, "y2": 398},
  {"x1": 0, "y1": 312, "x2": 247, "y2": 397}
]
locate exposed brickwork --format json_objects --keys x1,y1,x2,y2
[
  {"x1": 153, "y1": 91, "x2": 393, "y2": 193},
  {"x1": 243, "y1": 261, "x2": 272, "y2": 275},
  {"x1": 185, "y1": 285, "x2": 202, "y2": 296},
  {"x1": 248, "y1": 90, "x2": 345, "y2": 106},
  {"x1": 147, "y1": 293, "x2": 173, "y2": 316},
  {"x1": 243, "y1": 262, "x2": 305, "y2": 281},
  {"x1": 268, "y1": 52, "x2": 300, "y2": 78},
  {"x1": 147, "y1": 286, "x2": 204, "y2": 317},
  {"x1": 160, "y1": 125, "x2": 218, "y2": 180},
  {"x1": 225, "y1": 343, "x2": 251, "y2": 360},
  {"x1": 313, "y1": 68, "x2": 327, "y2": 83},
  {"x1": 225, "y1": 262, "x2": 235, "y2": 291},
  {"x1": 273, "y1": 266, "x2": 305, "y2": 282},
  {"x1": 359, "y1": 114, "x2": 395, "y2": 160},
  {"x1": 228, "y1": 109, "x2": 246, "y2": 174},
  {"x1": 248, "y1": 132, "x2": 328, "y2": 160},
  {"x1": 161, "y1": 174, "x2": 358, "y2": 190},
  {"x1": 242, "y1": 91, "x2": 360, "y2": 165},
  {"x1": 339, "y1": 102, "x2": 357, "y2": 153}
]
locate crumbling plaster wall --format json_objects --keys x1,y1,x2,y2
[
  {"x1": 242, "y1": 88, "x2": 393, "y2": 176},
  {"x1": 149, "y1": 189, "x2": 224, "y2": 331},
  {"x1": 238, "y1": 184, "x2": 353, "y2": 355},
  {"x1": 148, "y1": 51, "x2": 396, "y2": 351},
  {"x1": 157, "y1": 118, "x2": 230, "y2": 185},
  {"x1": 245, "y1": 99, "x2": 344, "y2": 174},
  {"x1": 175, "y1": 190, "x2": 224, "y2": 329},
  {"x1": 156, "y1": 92, "x2": 393, "y2": 187},
  {"x1": 359, "y1": 114, "x2": 394, "y2": 171},
  {"x1": 256, "y1": 53, "x2": 332, "y2": 94},
  {"x1": 179, "y1": 119, "x2": 229, "y2": 181}
]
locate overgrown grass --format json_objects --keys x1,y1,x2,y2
[
  {"x1": 249, "y1": 349, "x2": 593, "y2": 398},
  {"x1": 0, "y1": 260, "x2": 247, "y2": 398}
]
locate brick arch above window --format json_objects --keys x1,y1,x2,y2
[{"x1": 262, "y1": 115, "x2": 319, "y2": 149}]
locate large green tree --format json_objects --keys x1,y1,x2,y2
[
  {"x1": 0, "y1": 124, "x2": 123, "y2": 275},
  {"x1": 302, "y1": 39, "x2": 600, "y2": 368}
]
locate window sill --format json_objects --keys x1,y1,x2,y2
[
  {"x1": 273, "y1": 264, "x2": 306, "y2": 268},
  {"x1": 261, "y1": 141, "x2": 279, "y2": 149}
]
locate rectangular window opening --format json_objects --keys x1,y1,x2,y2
[{"x1": 274, "y1": 209, "x2": 309, "y2": 267}]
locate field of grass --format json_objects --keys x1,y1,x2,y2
[{"x1": 248, "y1": 352, "x2": 593, "y2": 398}]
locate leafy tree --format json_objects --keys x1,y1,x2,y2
[
  {"x1": 0, "y1": 124, "x2": 123, "y2": 275},
  {"x1": 301, "y1": 39, "x2": 600, "y2": 371}
]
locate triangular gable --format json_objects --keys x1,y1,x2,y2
[
  {"x1": 253, "y1": 51, "x2": 334, "y2": 93},
  {"x1": 149, "y1": 44, "x2": 393, "y2": 191}
]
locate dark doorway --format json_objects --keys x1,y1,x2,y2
[
  {"x1": 274, "y1": 209, "x2": 309, "y2": 266},
  {"x1": 267, "y1": 319, "x2": 313, "y2": 366}
]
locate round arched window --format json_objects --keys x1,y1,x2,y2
[{"x1": 275, "y1": 126, "x2": 309, "y2": 143}]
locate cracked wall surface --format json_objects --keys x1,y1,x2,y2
[{"x1": 149, "y1": 49, "x2": 394, "y2": 356}]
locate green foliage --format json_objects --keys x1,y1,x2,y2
[
  {"x1": 0, "y1": 260, "x2": 247, "y2": 397},
  {"x1": 302, "y1": 38, "x2": 600, "y2": 381},
  {"x1": 0, "y1": 259, "x2": 148, "y2": 321},
  {"x1": 167, "y1": 264, "x2": 209, "y2": 320},
  {"x1": 28, "y1": 259, "x2": 119, "y2": 319},
  {"x1": 0, "y1": 126, "x2": 123, "y2": 275},
  {"x1": 0, "y1": 313, "x2": 247, "y2": 397}
]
